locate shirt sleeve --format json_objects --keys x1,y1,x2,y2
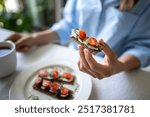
[
  {"x1": 51, "y1": 0, "x2": 77, "y2": 45},
  {"x1": 122, "y1": 6, "x2": 150, "y2": 67}
]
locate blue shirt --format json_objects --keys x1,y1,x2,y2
[{"x1": 52, "y1": 0, "x2": 150, "y2": 67}]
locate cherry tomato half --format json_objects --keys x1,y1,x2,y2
[
  {"x1": 62, "y1": 72, "x2": 72, "y2": 80},
  {"x1": 50, "y1": 82, "x2": 59, "y2": 93},
  {"x1": 88, "y1": 37, "x2": 98, "y2": 46},
  {"x1": 78, "y1": 30, "x2": 87, "y2": 40},
  {"x1": 61, "y1": 88, "x2": 69, "y2": 95},
  {"x1": 52, "y1": 70, "x2": 59, "y2": 79}
]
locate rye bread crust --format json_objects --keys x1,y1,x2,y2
[{"x1": 33, "y1": 84, "x2": 73, "y2": 100}]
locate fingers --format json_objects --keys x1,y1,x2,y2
[
  {"x1": 78, "y1": 58, "x2": 105, "y2": 79},
  {"x1": 5, "y1": 33, "x2": 32, "y2": 52},
  {"x1": 15, "y1": 37, "x2": 27, "y2": 50},
  {"x1": 78, "y1": 60, "x2": 96, "y2": 78},
  {"x1": 84, "y1": 48, "x2": 104, "y2": 70},
  {"x1": 78, "y1": 45, "x2": 101, "y2": 77},
  {"x1": 14, "y1": 35, "x2": 34, "y2": 52},
  {"x1": 78, "y1": 39, "x2": 117, "y2": 79},
  {"x1": 78, "y1": 46, "x2": 106, "y2": 79},
  {"x1": 5, "y1": 33, "x2": 22, "y2": 42},
  {"x1": 98, "y1": 39, "x2": 116, "y2": 64},
  {"x1": 78, "y1": 45, "x2": 90, "y2": 69}
]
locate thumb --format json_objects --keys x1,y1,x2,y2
[{"x1": 15, "y1": 37, "x2": 26, "y2": 50}]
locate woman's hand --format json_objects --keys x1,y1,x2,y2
[
  {"x1": 6, "y1": 33, "x2": 38, "y2": 52},
  {"x1": 6, "y1": 30, "x2": 60, "y2": 52},
  {"x1": 78, "y1": 39, "x2": 125, "y2": 79}
]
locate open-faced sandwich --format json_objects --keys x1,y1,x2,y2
[
  {"x1": 70, "y1": 28, "x2": 103, "y2": 52},
  {"x1": 33, "y1": 77, "x2": 73, "y2": 99},
  {"x1": 38, "y1": 69, "x2": 75, "y2": 84},
  {"x1": 50, "y1": 70, "x2": 75, "y2": 83}
]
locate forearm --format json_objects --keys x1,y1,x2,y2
[
  {"x1": 32, "y1": 29, "x2": 60, "y2": 46},
  {"x1": 118, "y1": 54, "x2": 140, "y2": 72}
]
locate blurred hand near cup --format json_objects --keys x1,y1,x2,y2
[{"x1": 6, "y1": 33, "x2": 36, "y2": 52}]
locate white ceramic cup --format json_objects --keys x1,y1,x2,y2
[{"x1": 0, "y1": 41, "x2": 17, "y2": 78}]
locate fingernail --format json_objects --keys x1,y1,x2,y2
[
  {"x1": 78, "y1": 45, "x2": 82, "y2": 50},
  {"x1": 84, "y1": 49, "x2": 88, "y2": 54},
  {"x1": 99, "y1": 38, "x2": 104, "y2": 46}
]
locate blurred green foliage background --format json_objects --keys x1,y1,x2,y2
[
  {"x1": 0, "y1": 0, "x2": 61, "y2": 33},
  {"x1": 0, "y1": 0, "x2": 32, "y2": 32}
]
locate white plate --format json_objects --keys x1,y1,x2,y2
[{"x1": 9, "y1": 59, "x2": 92, "y2": 100}]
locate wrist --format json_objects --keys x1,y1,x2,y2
[
  {"x1": 117, "y1": 60, "x2": 127, "y2": 73},
  {"x1": 31, "y1": 32, "x2": 50, "y2": 46},
  {"x1": 118, "y1": 55, "x2": 140, "y2": 72},
  {"x1": 31, "y1": 30, "x2": 60, "y2": 46}
]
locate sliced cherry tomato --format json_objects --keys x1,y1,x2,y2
[
  {"x1": 50, "y1": 82, "x2": 59, "y2": 93},
  {"x1": 88, "y1": 37, "x2": 98, "y2": 46},
  {"x1": 62, "y1": 72, "x2": 72, "y2": 80},
  {"x1": 61, "y1": 88, "x2": 69, "y2": 95},
  {"x1": 52, "y1": 70, "x2": 59, "y2": 79},
  {"x1": 78, "y1": 30, "x2": 87, "y2": 40},
  {"x1": 35, "y1": 77, "x2": 42, "y2": 85},
  {"x1": 39, "y1": 70, "x2": 49, "y2": 77},
  {"x1": 42, "y1": 80, "x2": 51, "y2": 88}
]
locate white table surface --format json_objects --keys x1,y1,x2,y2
[{"x1": 0, "y1": 28, "x2": 150, "y2": 100}]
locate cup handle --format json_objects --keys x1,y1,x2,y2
[{"x1": 5, "y1": 40, "x2": 16, "y2": 49}]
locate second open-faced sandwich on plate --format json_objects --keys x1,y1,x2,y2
[{"x1": 38, "y1": 69, "x2": 75, "y2": 84}]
